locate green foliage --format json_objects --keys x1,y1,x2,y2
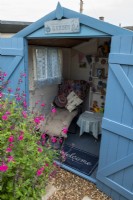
[{"x1": 0, "y1": 97, "x2": 59, "y2": 200}]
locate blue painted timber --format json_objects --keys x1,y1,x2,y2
[
  {"x1": 1, "y1": 2, "x2": 133, "y2": 200},
  {"x1": 27, "y1": 24, "x2": 109, "y2": 39},
  {"x1": 55, "y1": 161, "x2": 97, "y2": 184},
  {"x1": 0, "y1": 38, "x2": 28, "y2": 102},
  {"x1": 96, "y1": 36, "x2": 133, "y2": 200}
]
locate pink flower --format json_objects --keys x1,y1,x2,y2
[
  {"x1": 36, "y1": 170, "x2": 42, "y2": 176},
  {"x1": 41, "y1": 103, "x2": 45, "y2": 107},
  {"x1": 22, "y1": 73, "x2": 26, "y2": 77},
  {"x1": 9, "y1": 143, "x2": 14, "y2": 147},
  {"x1": 38, "y1": 147, "x2": 43, "y2": 152},
  {"x1": 51, "y1": 107, "x2": 56, "y2": 113},
  {"x1": 40, "y1": 167, "x2": 44, "y2": 171},
  {"x1": 3, "y1": 72, "x2": 7, "y2": 76},
  {"x1": 8, "y1": 88, "x2": 13, "y2": 93},
  {"x1": 23, "y1": 101, "x2": 27, "y2": 108},
  {"x1": 41, "y1": 141, "x2": 46, "y2": 146},
  {"x1": 18, "y1": 135, "x2": 24, "y2": 141},
  {"x1": 34, "y1": 117, "x2": 40, "y2": 124},
  {"x1": 51, "y1": 136, "x2": 57, "y2": 143},
  {"x1": 59, "y1": 138, "x2": 63, "y2": 144},
  {"x1": 8, "y1": 135, "x2": 14, "y2": 143},
  {"x1": 16, "y1": 96, "x2": 21, "y2": 101},
  {"x1": 0, "y1": 92, "x2": 3, "y2": 98},
  {"x1": 22, "y1": 111, "x2": 27, "y2": 118},
  {"x1": 41, "y1": 133, "x2": 46, "y2": 139},
  {"x1": 16, "y1": 87, "x2": 20, "y2": 91},
  {"x1": 5, "y1": 111, "x2": 10, "y2": 115},
  {"x1": 62, "y1": 127, "x2": 68, "y2": 134},
  {"x1": 7, "y1": 156, "x2": 14, "y2": 162},
  {"x1": 0, "y1": 163, "x2": 8, "y2": 172},
  {"x1": 45, "y1": 163, "x2": 49, "y2": 167},
  {"x1": 6, "y1": 147, "x2": 12, "y2": 152},
  {"x1": 36, "y1": 167, "x2": 44, "y2": 176},
  {"x1": 2, "y1": 115, "x2": 8, "y2": 121},
  {"x1": 60, "y1": 150, "x2": 66, "y2": 160},
  {"x1": 39, "y1": 115, "x2": 45, "y2": 121}
]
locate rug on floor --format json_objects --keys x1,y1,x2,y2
[{"x1": 62, "y1": 144, "x2": 99, "y2": 176}]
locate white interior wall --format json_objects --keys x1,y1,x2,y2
[
  {"x1": 62, "y1": 48, "x2": 71, "y2": 80},
  {"x1": 28, "y1": 38, "x2": 109, "y2": 114},
  {"x1": 68, "y1": 39, "x2": 98, "y2": 111},
  {"x1": 70, "y1": 39, "x2": 98, "y2": 80},
  {"x1": 69, "y1": 38, "x2": 110, "y2": 111}
]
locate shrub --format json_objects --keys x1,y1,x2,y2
[{"x1": 0, "y1": 71, "x2": 59, "y2": 199}]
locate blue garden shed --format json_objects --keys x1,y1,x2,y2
[{"x1": 1, "y1": 3, "x2": 133, "y2": 200}]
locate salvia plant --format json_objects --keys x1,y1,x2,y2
[{"x1": 0, "y1": 70, "x2": 60, "y2": 200}]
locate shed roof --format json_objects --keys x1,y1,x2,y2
[{"x1": 14, "y1": 2, "x2": 133, "y2": 38}]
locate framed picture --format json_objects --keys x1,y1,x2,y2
[{"x1": 97, "y1": 68, "x2": 105, "y2": 78}]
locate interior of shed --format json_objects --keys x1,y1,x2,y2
[{"x1": 28, "y1": 36, "x2": 111, "y2": 179}]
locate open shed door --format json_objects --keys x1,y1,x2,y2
[
  {"x1": 96, "y1": 36, "x2": 133, "y2": 200},
  {"x1": 0, "y1": 38, "x2": 28, "y2": 99}
]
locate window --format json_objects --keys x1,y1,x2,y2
[{"x1": 34, "y1": 47, "x2": 62, "y2": 86}]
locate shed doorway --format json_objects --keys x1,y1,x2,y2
[{"x1": 28, "y1": 36, "x2": 111, "y2": 182}]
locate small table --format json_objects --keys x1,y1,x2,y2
[{"x1": 77, "y1": 111, "x2": 103, "y2": 139}]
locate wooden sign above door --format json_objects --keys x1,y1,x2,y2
[{"x1": 44, "y1": 18, "x2": 80, "y2": 34}]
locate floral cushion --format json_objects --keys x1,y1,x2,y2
[{"x1": 54, "y1": 80, "x2": 89, "y2": 108}]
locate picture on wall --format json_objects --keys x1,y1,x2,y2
[
  {"x1": 96, "y1": 68, "x2": 105, "y2": 78},
  {"x1": 78, "y1": 52, "x2": 87, "y2": 68}
]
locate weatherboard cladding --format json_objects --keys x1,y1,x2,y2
[
  {"x1": 97, "y1": 36, "x2": 133, "y2": 200},
  {"x1": 1, "y1": 2, "x2": 133, "y2": 200},
  {"x1": 27, "y1": 24, "x2": 109, "y2": 39}
]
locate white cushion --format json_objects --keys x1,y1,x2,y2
[
  {"x1": 65, "y1": 91, "x2": 83, "y2": 112},
  {"x1": 39, "y1": 108, "x2": 78, "y2": 137}
]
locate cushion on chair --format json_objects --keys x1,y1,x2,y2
[
  {"x1": 65, "y1": 91, "x2": 83, "y2": 112},
  {"x1": 54, "y1": 80, "x2": 89, "y2": 108},
  {"x1": 39, "y1": 108, "x2": 78, "y2": 138}
]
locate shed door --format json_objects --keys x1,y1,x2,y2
[
  {"x1": 96, "y1": 36, "x2": 133, "y2": 200},
  {"x1": 0, "y1": 38, "x2": 28, "y2": 99}
]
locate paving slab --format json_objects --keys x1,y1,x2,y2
[
  {"x1": 82, "y1": 196, "x2": 92, "y2": 200},
  {"x1": 42, "y1": 183, "x2": 56, "y2": 200}
]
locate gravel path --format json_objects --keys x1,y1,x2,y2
[{"x1": 48, "y1": 169, "x2": 112, "y2": 200}]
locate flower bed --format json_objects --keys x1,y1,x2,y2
[{"x1": 0, "y1": 71, "x2": 61, "y2": 199}]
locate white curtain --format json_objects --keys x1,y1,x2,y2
[{"x1": 34, "y1": 47, "x2": 62, "y2": 87}]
